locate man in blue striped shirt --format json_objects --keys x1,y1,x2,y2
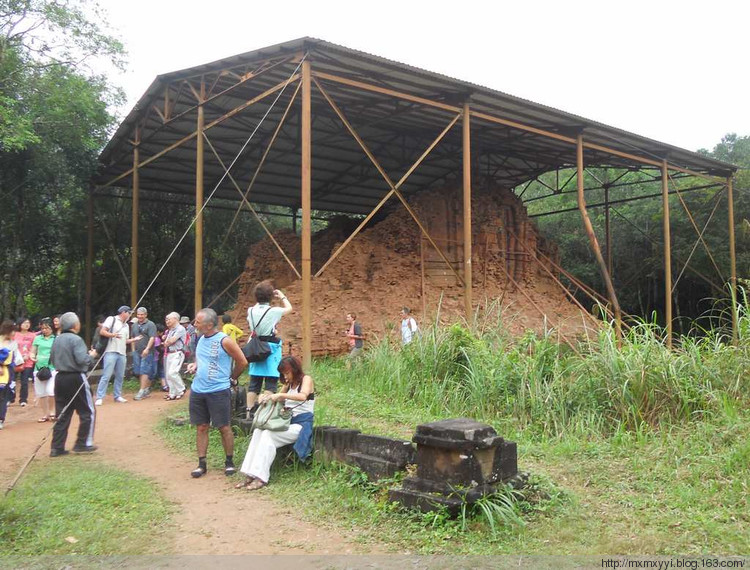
[{"x1": 186, "y1": 308, "x2": 247, "y2": 479}]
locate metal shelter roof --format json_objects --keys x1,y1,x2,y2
[{"x1": 96, "y1": 37, "x2": 736, "y2": 214}]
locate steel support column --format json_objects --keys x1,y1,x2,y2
[
  {"x1": 85, "y1": 189, "x2": 94, "y2": 344},
  {"x1": 661, "y1": 160, "x2": 673, "y2": 348},
  {"x1": 576, "y1": 134, "x2": 622, "y2": 337},
  {"x1": 131, "y1": 140, "x2": 139, "y2": 309},
  {"x1": 195, "y1": 82, "x2": 205, "y2": 316},
  {"x1": 301, "y1": 60, "x2": 312, "y2": 369},
  {"x1": 727, "y1": 175, "x2": 738, "y2": 344},
  {"x1": 462, "y1": 102, "x2": 472, "y2": 319},
  {"x1": 604, "y1": 184, "x2": 613, "y2": 276}
]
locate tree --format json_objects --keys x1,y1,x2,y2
[{"x1": 0, "y1": 0, "x2": 124, "y2": 318}]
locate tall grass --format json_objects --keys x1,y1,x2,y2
[{"x1": 319, "y1": 302, "x2": 750, "y2": 437}]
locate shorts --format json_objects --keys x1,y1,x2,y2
[
  {"x1": 132, "y1": 352, "x2": 156, "y2": 378},
  {"x1": 348, "y1": 346, "x2": 363, "y2": 360},
  {"x1": 189, "y1": 388, "x2": 232, "y2": 428},
  {"x1": 34, "y1": 370, "x2": 56, "y2": 397},
  {"x1": 248, "y1": 375, "x2": 279, "y2": 394}
]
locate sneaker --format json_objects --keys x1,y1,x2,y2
[
  {"x1": 20, "y1": 402, "x2": 26, "y2": 407},
  {"x1": 0, "y1": 421, "x2": 4, "y2": 430},
  {"x1": 191, "y1": 465, "x2": 207, "y2": 478},
  {"x1": 114, "y1": 396, "x2": 128, "y2": 403},
  {"x1": 143, "y1": 387, "x2": 152, "y2": 398},
  {"x1": 50, "y1": 448, "x2": 69, "y2": 458},
  {"x1": 225, "y1": 463, "x2": 237, "y2": 476},
  {"x1": 95, "y1": 399, "x2": 103, "y2": 406},
  {"x1": 72, "y1": 445, "x2": 98, "y2": 453},
  {"x1": 134, "y1": 389, "x2": 145, "y2": 401}
]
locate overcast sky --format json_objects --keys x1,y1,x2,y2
[{"x1": 100, "y1": 0, "x2": 747, "y2": 153}]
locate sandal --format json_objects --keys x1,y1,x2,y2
[
  {"x1": 234, "y1": 477, "x2": 253, "y2": 489},
  {"x1": 49, "y1": 415, "x2": 56, "y2": 421},
  {"x1": 190, "y1": 465, "x2": 207, "y2": 478},
  {"x1": 38, "y1": 416, "x2": 49, "y2": 423},
  {"x1": 245, "y1": 479, "x2": 266, "y2": 491},
  {"x1": 225, "y1": 465, "x2": 237, "y2": 476},
  {"x1": 175, "y1": 391, "x2": 185, "y2": 400}
]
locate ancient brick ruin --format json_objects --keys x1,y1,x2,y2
[{"x1": 228, "y1": 184, "x2": 589, "y2": 355}]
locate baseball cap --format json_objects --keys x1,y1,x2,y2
[{"x1": 117, "y1": 305, "x2": 133, "y2": 314}]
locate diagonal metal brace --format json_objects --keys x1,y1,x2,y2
[
  {"x1": 313, "y1": 77, "x2": 464, "y2": 285},
  {"x1": 203, "y1": 133, "x2": 301, "y2": 279}
]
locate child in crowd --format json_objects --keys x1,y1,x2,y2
[{"x1": 221, "y1": 314, "x2": 244, "y2": 343}]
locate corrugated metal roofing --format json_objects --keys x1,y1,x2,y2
[{"x1": 96, "y1": 37, "x2": 735, "y2": 214}]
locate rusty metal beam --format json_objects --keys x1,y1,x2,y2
[
  {"x1": 661, "y1": 160, "x2": 673, "y2": 348},
  {"x1": 101, "y1": 77, "x2": 299, "y2": 189},
  {"x1": 728, "y1": 175, "x2": 738, "y2": 344},
  {"x1": 301, "y1": 59, "x2": 312, "y2": 369},
  {"x1": 577, "y1": 134, "x2": 621, "y2": 338},
  {"x1": 312, "y1": 77, "x2": 462, "y2": 284},
  {"x1": 463, "y1": 102, "x2": 473, "y2": 318}
]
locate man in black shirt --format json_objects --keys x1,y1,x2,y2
[{"x1": 132, "y1": 307, "x2": 157, "y2": 401}]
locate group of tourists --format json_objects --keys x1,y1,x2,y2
[
  {"x1": 4, "y1": 279, "x2": 421, "y2": 490},
  {"x1": 0, "y1": 315, "x2": 62, "y2": 430},
  {"x1": 93, "y1": 306, "x2": 200, "y2": 404}
]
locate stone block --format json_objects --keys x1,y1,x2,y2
[
  {"x1": 346, "y1": 452, "x2": 402, "y2": 481},
  {"x1": 496, "y1": 440, "x2": 518, "y2": 480},
  {"x1": 313, "y1": 426, "x2": 361, "y2": 464},
  {"x1": 232, "y1": 417, "x2": 254, "y2": 436},
  {"x1": 354, "y1": 434, "x2": 416, "y2": 466},
  {"x1": 413, "y1": 418, "x2": 503, "y2": 450},
  {"x1": 388, "y1": 487, "x2": 463, "y2": 516}
]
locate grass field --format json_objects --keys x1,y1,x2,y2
[{"x1": 0, "y1": 461, "x2": 172, "y2": 555}]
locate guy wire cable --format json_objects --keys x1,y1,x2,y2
[{"x1": 4, "y1": 53, "x2": 307, "y2": 497}]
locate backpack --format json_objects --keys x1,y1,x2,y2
[
  {"x1": 0, "y1": 348, "x2": 11, "y2": 388},
  {"x1": 95, "y1": 316, "x2": 115, "y2": 355}
]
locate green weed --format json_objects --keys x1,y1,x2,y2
[{"x1": 0, "y1": 462, "x2": 172, "y2": 555}]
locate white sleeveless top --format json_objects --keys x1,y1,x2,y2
[{"x1": 284, "y1": 384, "x2": 314, "y2": 416}]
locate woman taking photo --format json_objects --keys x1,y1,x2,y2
[
  {"x1": 245, "y1": 280, "x2": 292, "y2": 411},
  {"x1": 30, "y1": 318, "x2": 56, "y2": 422},
  {"x1": 235, "y1": 356, "x2": 314, "y2": 491}
]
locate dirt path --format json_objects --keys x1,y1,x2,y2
[{"x1": 1, "y1": 387, "x2": 379, "y2": 555}]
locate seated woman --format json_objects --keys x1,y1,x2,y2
[{"x1": 236, "y1": 355, "x2": 314, "y2": 491}]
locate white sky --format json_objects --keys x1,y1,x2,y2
[{"x1": 99, "y1": 0, "x2": 748, "y2": 153}]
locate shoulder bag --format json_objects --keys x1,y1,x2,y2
[
  {"x1": 250, "y1": 400, "x2": 291, "y2": 431},
  {"x1": 250, "y1": 395, "x2": 313, "y2": 432},
  {"x1": 95, "y1": 316, "x2": 115, "y2": 355},
  {"x1": 242, "y1": 307, "x2": 272, "y2": 363}
]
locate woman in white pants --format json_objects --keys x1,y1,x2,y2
[
  {"x1": 165, "y1": 350, "x2": 185, "y2": 399},
  {"x1": 163, "y1": 312, "x2": 186, "y2": 400},
  {"x1": 236, "y1": 356, "x2": 314, "y2": 491}
]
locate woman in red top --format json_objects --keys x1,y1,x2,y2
[{"x1": 14, "y1": 318, "x2": 36, "y2": 406}]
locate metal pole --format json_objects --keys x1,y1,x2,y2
[
  {"x1": 604, "y1": 184, "x2": 613, "y2": 277},
  {"x1": 661, "y1": 160, "x2": 673, "y2": 348},
  {"x1": 131, "y1": 139, "x2": 139, "y2": 309},
  {"x1": 301, "y1": 60, "x2": 312, "y2": 369},
  {"x1": 195, "y1": 82, "x2": 205, "y2": 317},
  {"x1": 727, "y1": 175, "x2": 738, "y2": 345},
  {"x1": 576, "y1": 134, "x2": 622, "y2": 338},
  {"x1": 463, "y1": 102, "x2": 473, "y2": 320},
  {"x1": 85, "y1": 189, "x2": 94, "y2": 344}
]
